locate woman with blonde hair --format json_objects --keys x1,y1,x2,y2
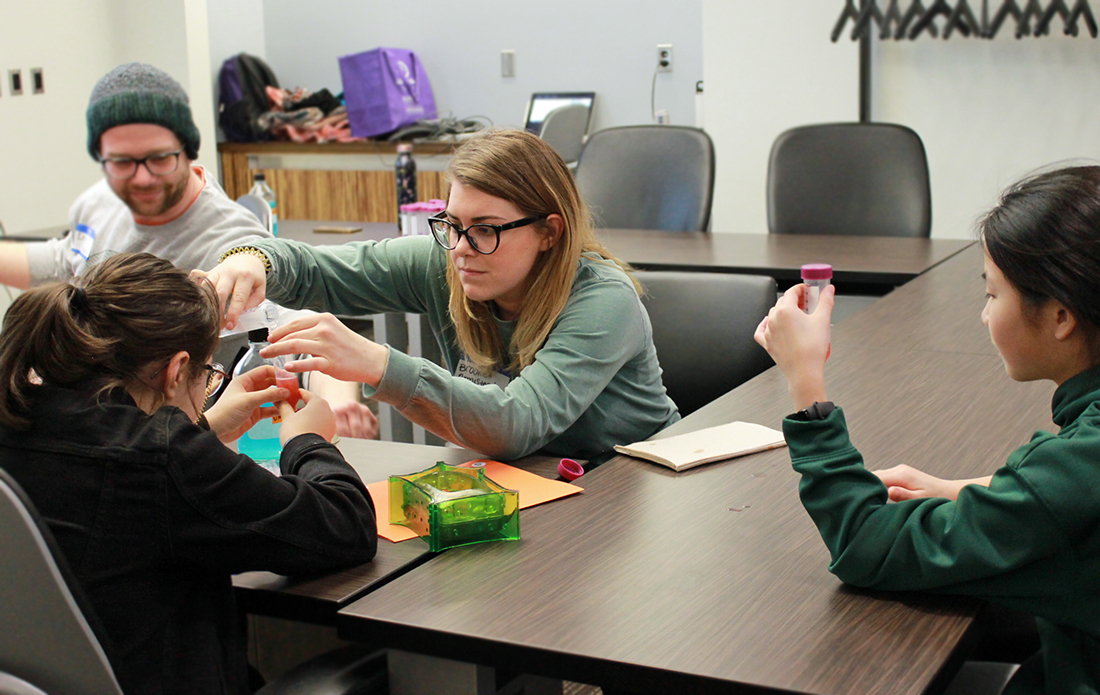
[{"x1": 205, "y1": 128, "x2": 678, "y2": 464}]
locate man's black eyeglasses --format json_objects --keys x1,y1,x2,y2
[
  {"x1": 428, "y1": 214, "x2": 548, "y2": 255},
  {"x1": 99, "y1": 150, "x2": 183, "y2": 180}
]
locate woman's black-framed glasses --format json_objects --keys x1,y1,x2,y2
[
  {"x1": 99, "y1": 150, "x2": 183, "y2": 179},
  {"x1": 428, "y1": 214, "x2": 548, "y2": 255},
  {"x1": 204, "y1": 362, "x2": 229, "y2": 398}
]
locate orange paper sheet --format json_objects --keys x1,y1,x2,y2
[{"x1": 367, "y1": 460, "x2": 583, "y2": 543}]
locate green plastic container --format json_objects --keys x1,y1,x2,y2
[{"x1": 389, "y1": 461, "x2": 520, "y2": 552}]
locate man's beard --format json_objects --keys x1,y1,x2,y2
[{"x1": 120, "y1": 174, "x2": 189, "y2": 218}]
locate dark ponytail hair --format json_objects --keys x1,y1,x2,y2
[
  {"x1": 981, "y1": 165, "x2": 1100, "y2": 339},
  {"x1": 0, "y1": 252, "x2": 221, "y2": 430}
]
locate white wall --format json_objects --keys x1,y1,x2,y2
[
  {"x1": 702, "y1": 1, "x2": 863, "y2": 235},
  {"x1": 0, "y1": 0, "x2": 215, "y2": 234},
  {"x1": 876, "y1": 36, "x2": 1100, "y2": 238},
  {"x1": 0, "y1": 1, "x2": 121, "y2": 234},
  {"x1": 702, "y1": 2, "x2": 1100, "y2": 239},
  {"x1": 257, "y1": 0, "x2": 704, "y2": 133}
]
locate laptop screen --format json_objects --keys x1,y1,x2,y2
[{"x1": 524, "y1": 92, "x2": 596, "y2": 137}]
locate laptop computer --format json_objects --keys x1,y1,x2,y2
[{"x1": 523, "y1": 92, "x2": 596, "y2": 137}]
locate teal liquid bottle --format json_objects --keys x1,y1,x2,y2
[{"x1": 233, "y1": 328, "x2": 283, "y2": 474}]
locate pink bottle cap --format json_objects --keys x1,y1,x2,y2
[
  {"x1": 801, "y1": 263, "x2": 833, "y2": 281},
  {"x1": 557, "y1": 458, "x2": 584, "y2": 481},
  {"x1": 399, "y1": 200, "x2": 447, "y2": 214}
]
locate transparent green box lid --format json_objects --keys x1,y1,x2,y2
[{"x1": 389, "y1": 461, "x2": 520, "y2": 552}]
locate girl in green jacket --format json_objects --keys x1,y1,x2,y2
[{"x1": 755, "y1": 166, "x2": 1100, "y2": 695}]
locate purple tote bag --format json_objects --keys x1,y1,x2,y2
[{"x1": 339, "y1": 48, "x2": 437, "y2": 138}]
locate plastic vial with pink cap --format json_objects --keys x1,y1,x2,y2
[{"x1": 800, "y1": 264, "x2": 832, "y2": 314}]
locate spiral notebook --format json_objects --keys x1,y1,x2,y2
[{"x1": 614, "y1": 421, "x2": 786, "y2": 472}]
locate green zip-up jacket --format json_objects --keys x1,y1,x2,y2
[
  {"x1": 783, "y1": 365, "x2": 1100, "y2": 694},
  {"x1": 254, "y1": 235, "x2": 679, "y2": 463}
]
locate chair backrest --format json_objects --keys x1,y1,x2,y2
[
  {"x1": 538, "y1": 104, "x2": 591, "y2": 165},
  {"x1": 766, "y1": 123, "x2": 932, "y2": 237},
  {"x1": 237, "y1": 192, "x2": 273, "y2": 230},
  {"x1": 575, "y1": 126, "x2": 715, "y2": 232},
  {"x1": 0, "y1": 469, "x2": 124, "y2": 695},
  {"x1": 636, "y1": 271, "x2": 776, "y2": 416},
  {"x1": 0, "y1": 673, "x2": 49, "y2": 695}
]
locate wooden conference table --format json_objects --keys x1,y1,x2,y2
[
  {"x1": 233, "y1": 439, "x2": 560, "y2": 624},
  {"x1": 277, "y1": 220, "x2": 972, "y2": 294},
  {"x1": 233, "y1": 224, "x2": 987, "y2": 691},
  {"x1": 328, "y1": 244, "x2": 1057, "y2": 695}
]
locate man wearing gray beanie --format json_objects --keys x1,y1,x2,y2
[
  {"x1": 0, "y1": 62, "x2": 269, "y2": 287},
  {"x1": 0, "y1": 62, "x2": 379, "y2": 438}
]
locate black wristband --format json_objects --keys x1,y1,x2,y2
[{"x1": 791, "y1": 401, "x2": 836, "y2": 421}]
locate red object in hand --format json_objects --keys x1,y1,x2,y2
[{"x1": 276, "y1": 371, "x2": 300, "y2": 408}]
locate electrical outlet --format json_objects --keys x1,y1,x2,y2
[
  {"x1": 9, "y1": 69, "x2": 23, "y2": 96},
  {"x1": 657, "y1": 44, "x2": 673, "y2": 73},
  {"x1": 31, "y1": 67, "x2": 44, "y2": 94},
  {"x1": 501, "y1": 50, "x2": 515, "y2": 78}
]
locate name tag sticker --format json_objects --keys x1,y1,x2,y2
[
  {"x1": 68, "y1": 224, "x2": 96, "y2": 276},
  {"x1": 456, "y1": 355, "x2": 512, "y2": 390}
]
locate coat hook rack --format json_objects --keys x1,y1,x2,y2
[
  {"x1": 834, "y1": 0, "x2": 1096, "y2": 126},
  {"x1": 832, "y1": 0, "x2": 1099, "y2": 40}
]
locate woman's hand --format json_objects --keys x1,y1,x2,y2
[
  {"x1": 275, "y1": 389, "x2": 337, "y2": 444},
  {"x1": 203, "y1": 365, "x2": 288, "y2": 444},
  {"x1": 262, "y1": 313, "x2": 389, "y2": 387},
  {"x1": 191, "y1": 252, "x2": 268, "y2": 330},
  {"x1": 754, "y1": 283, "x2": 835, "y2": 411},
  {"x1": 332, "y1": 401, "x2": 380, "y2": 440},
  {"x1": 873, "y1": 465, "x2": 992, "y2": 502}
]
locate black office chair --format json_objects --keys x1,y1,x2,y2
[
  {"x1": 636, "y1": 271, "x2": 776, "y2": 416},
  {"x1": 766, "y1": 122, "x2": 932, "y2": 237},
  {"x1": 0, "y1": 468, "x2": 385, "y2": 695},
  {"x1": 0, "y1": 468, "x2": 124, "y2": 695},
  {"x1": 575, "y1": 126, "x2": 715, "y2": 232}
]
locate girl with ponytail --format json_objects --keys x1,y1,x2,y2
[{"x1": 0, "y1": 252, "x2": 376, "y2": 695}]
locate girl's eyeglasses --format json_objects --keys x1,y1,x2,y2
[{"x1": 204, "y1": 363, "x2": 229, "y2": 398}]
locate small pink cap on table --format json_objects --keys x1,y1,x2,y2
[{"x1": 557, "y1": 458, "x2": 584, "y2": 482}]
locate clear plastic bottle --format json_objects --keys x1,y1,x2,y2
[
  {"x1": 249, "y1": 172, "x2": 279, "y2": 237},
  {"x1": 232, "y1": 327, "x2": 288, "y2": 474},
  {"x1": 395, "y1": 143, "x2": 417, "y2": 227},
  {"x1": 801, "y1": 263, "x2": 833, "y2": 361}
]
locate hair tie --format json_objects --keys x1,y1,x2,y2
[{"x1": 69, "y1": 285, "x2": 90, "y2": 315}]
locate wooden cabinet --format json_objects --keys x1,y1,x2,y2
[{"x1": 218, "y1": 141, "x2": 454, "y2": 223}]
